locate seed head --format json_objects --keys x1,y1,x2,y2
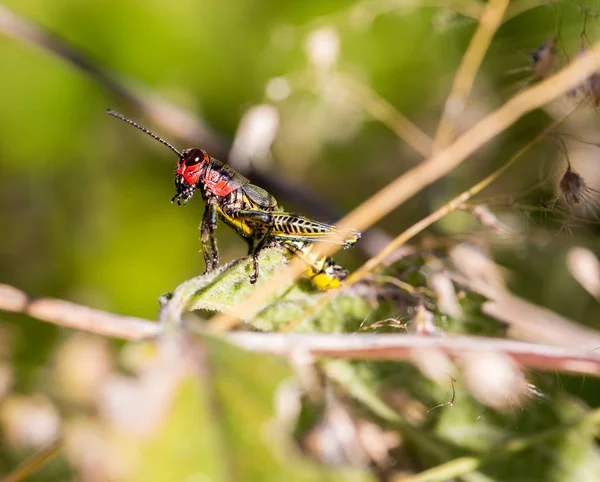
[{"x1": 559, "y1": 165, "x2": 585, "y2": 206}]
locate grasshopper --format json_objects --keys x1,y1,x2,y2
[{"x1": 108, "y1": 110, "x2": 360, "y2": 289}]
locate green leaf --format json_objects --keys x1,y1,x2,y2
[{"x1": 164, "y1": 247, "x2": 394, "y2": 333}]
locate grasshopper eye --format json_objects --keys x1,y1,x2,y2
[{"x1": 183, "y1": 148, "x2": 207, "y2": 166}]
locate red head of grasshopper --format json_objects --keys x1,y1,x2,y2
[{"x1": 173, "y1": 148, "x2": 211, "y2": 205}]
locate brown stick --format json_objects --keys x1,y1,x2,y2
[
  {"x1": 0, "y1": 284, "x2": 160, "y2": 340},
  {"x1": 3, "y1": 282, "x2": 600, "y2": 377},
  {"x1": 226, "y1": 332, "x2": 600, "y2": 377}
]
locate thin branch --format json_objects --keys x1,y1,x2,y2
[
  {"x1": 0, "y1": 284, "x2": 161, "y2": 340},
  {"x1": 225, "y1": 332, "x2": 600, "y2": 376},
  {"x1": 347, "y1": 107, "x2": 575, "y2": 283},
  {"x1": 3, "y1": 283, "x2": 600, "y2": 377},
  {"x1": 433, "y1": 0, "x2": 509, "y2": 150}
]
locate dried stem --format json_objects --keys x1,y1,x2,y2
[
  {"x1": 226, "y1": 332, "x2": 600, "y2": 376},
  {"x1": 2, "y1": 283, "x2": 600, "y2": 377},
  {"x1": 337, "y1": 41, "x2": 600, "y2": 235},
  {"x1": 347, "y1": 107, "x2": 576, "y2": 283},
  {"x1": 433, "y1": 0, "x2": 510, "y2": 150},
  {"x1": 0, "y1": 284, "x2": 161, "y2": 340}
]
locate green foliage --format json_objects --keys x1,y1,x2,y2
[{"x1": 168, "y1": 247, "x2": 394, "y2": 332}]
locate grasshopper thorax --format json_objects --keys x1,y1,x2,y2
[{"x1": 173, "y1": 148, "x2": 210, "y2": 205}]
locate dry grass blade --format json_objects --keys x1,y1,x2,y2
[
  {"x1": 339, "y1": 46, "x2": 600, "y2": 237},
  {"x1": 433, "y1": 0, "x2": 510, "y2": 150},
  {"x1": 3, "y1": 439, "x2": 63, "y2": 482}
]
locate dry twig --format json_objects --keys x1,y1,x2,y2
[
  {"x1": 348, "y1": 107, "x2": 576, "y2": 282},
  {"x1": 2, "y1": 284, "x2": 600, "y2": 377},
  {"x1": 227, "y1": 332, "x2": 600, "y2": 376},
  {"x1": 0, "y1": 284, "x2": 160, "y2": 341}
]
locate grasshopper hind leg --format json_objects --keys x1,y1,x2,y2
[
  {"x1": 249, "y1": 227, "x2": 274, "y2": 284},
  {"x1": 306, "y1": 256, "x2": 349, "y2": 290},
  {"x1": 284, "y1": 240, "x2": 349, "y2": 290}
]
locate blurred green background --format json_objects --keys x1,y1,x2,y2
[
  {"x1": 0, "y1": 0, "x2": 591, "y2": 316},
  {"x1": 2, "y1": 0, "x2": 600, "y2": 480}
]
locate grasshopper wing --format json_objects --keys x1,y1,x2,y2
[{"x1": 267, "y1": 213, "x2": 360, "y2": 247}]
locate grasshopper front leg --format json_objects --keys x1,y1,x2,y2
[{"x1": 201, "y1": 200, "x2": 219, "y2": 273}]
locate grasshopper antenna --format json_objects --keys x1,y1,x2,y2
[{"x1": 107, "y1": 109, "x2": 182, "y2": 157}]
